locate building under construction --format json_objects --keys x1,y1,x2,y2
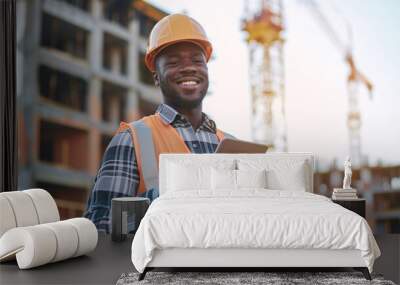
[
  {"x1": 314, "y1": 163, "x2": 400, "y2": 234},
  {"x1": 16, "y1": 0, "x2": 167, "y2": 219}
]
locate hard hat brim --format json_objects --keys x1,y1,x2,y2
[{"x1": 145, "y1": 39, "x2": 212, "y2": 72}]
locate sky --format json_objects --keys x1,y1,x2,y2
[{"x1": 147, "y1": 0, "x2": 400, "y2": 170}]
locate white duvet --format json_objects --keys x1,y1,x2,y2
[{"x1": 131, "y1": 190, "x2": 380, "y2": 273}]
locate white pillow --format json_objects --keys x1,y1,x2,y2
[
  {"x1": 211, "y1": 168, "x2": 236, "y2": 190},
  {"x1": 266, "y1": 163, "x2": 306, "y2": 191},
  {"x1": 167, "y1": 160, "x2": 236, "y2": 192},
  {"x1": 211, "y1": 169, "x2": 268, "y2": 190},
  {"x1": 238, "y1": 159, "x2": 307, "y2": 191},
  {"x1": 167, "y1": 163, "x2": 210, "y2": 191},
  {"x1": 236, "y1": 169, "x2": 267, "y2": 189}
]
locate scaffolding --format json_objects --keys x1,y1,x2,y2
[{"x1": 242, "y1": 0, "x2": 287, "y2": 151}]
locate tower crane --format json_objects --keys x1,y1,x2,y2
[
  {"x1": 305, "y1": 0, "x2": 373, "y2": 168},
  {"x1": 241, "y1": 0, "x2": 287, "y2": 151}
]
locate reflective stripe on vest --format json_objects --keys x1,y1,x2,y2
[{"x1": 130, "y1": 121, "x2": 159, "y2": 200}]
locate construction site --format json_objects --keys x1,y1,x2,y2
[
  {"x1": 240, "y1": 0, "x2": 399, "y2": 233},
  {"x1": 16, "y1": 0, "x2": 399, "y2": 233},
  {"x1": 17, "y1": 0, "x2": 166, "y2": 218}
]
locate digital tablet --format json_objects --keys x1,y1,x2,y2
[{"x1": 215, "y1": 138, "x2": 268, "y2": 153}]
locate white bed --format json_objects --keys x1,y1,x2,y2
[{"x1": 131, "y1": 153, "x2": 380, "y2": 280}]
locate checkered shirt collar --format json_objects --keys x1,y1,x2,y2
[{"x1": 156, "y1": 103, "x2": 217, "y2": 134}]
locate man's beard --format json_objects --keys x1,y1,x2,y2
[{"x1": 159, "y1": 79, "x2": 208, "y2": 110}]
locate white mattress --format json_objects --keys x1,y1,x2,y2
[{"x1": 131, "y1": 190, "x2": 380, "y2": 273}]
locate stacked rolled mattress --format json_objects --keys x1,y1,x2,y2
[{"x1": 0, "y1": 189, "x2": 98, "y2": 269}]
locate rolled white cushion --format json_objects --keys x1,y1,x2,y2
[
  {"x1": 24, "y1": 189, "x2": 60, "y2": 224},
  {"x1": 0, "y1": 191, "x2": 39, "y2": 227},
  {"x1": 0, "y1": 196, "x2": 17, "y2": 237},
  {"x1": 42, "y1": 221, "x2": 79, "y2": 262},
  {"x1": 65, "y1": 218, "x2": 98, "y2": 257},
  {"x1": 0, "y1": 218, "x2": 98, "y2": 269},
  {"x1": 0, "y1": 226, "x2": 57, "y2": 269}
]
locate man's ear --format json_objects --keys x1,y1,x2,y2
[{"x1": 153, "y1": 72, "x2": 160, "y2": 87}]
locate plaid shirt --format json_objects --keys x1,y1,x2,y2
[{"x1": 84, "y1": 103, "x2": 230, "y2": 232}]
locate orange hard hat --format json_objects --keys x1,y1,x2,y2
[{"x1": 145, "y1": 14, "x2": 213, "y2": 72}]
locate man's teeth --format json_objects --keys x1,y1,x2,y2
[{"x1": 180, "y1": 81, "x2": 198, "y2": 86}]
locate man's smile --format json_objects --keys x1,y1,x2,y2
[{"x1": 176, "y1": 77, "x2": 201, "y2": 91}]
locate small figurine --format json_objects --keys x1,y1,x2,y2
[{"x1": 343, "y1": 156, "x2": 352, "y2": 189}]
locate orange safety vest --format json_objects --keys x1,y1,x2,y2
[{"x1": 117, "y1": 113, "x2": 226, "y2": 198}]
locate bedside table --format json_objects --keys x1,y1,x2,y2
[{"x1": 332, "y1": 198, "x2": 366, "y2": 218}]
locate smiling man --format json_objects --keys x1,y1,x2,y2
[{"x1": 84, "y1": 14, "x2": 235, "y2": 232}]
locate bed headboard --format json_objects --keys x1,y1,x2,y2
[{"x1": 159, "y1": 153, "x2": 314, "y2": 195}]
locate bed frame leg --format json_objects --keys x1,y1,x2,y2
[
  {"x1": 138, "y1": 268, "x2": 148, "y2": 281},
  {"x1": 354, "y1": 267, "x2": 371, "y2": 280}
]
